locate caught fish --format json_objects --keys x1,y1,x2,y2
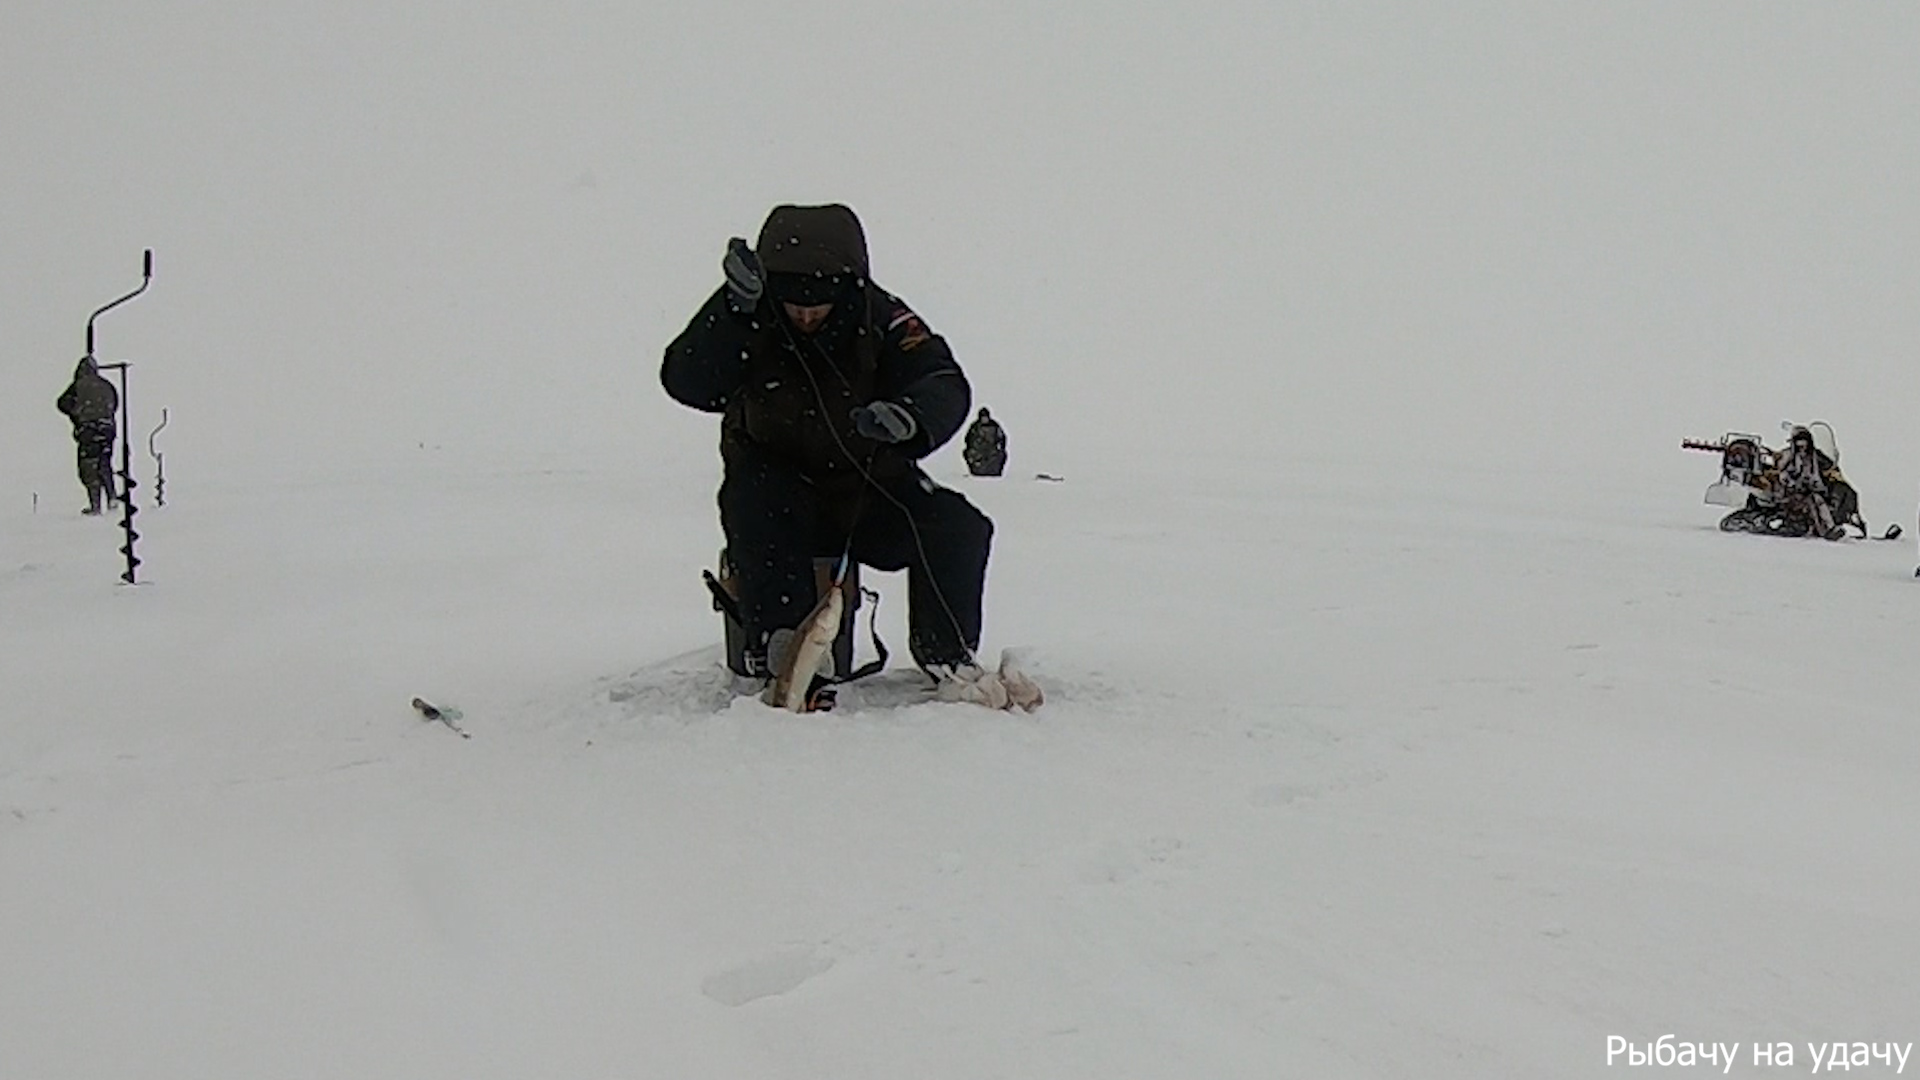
[{"x1": 764, "y1": 580, "x2": 844, "y2": 712}]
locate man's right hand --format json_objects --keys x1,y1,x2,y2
[{"x1": 723, "y1": 237, "x2": 764, "y2": 315}]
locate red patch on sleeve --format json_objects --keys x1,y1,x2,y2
[{"x1": 887, "y1": 307, "x2": 931, "y2": 349}]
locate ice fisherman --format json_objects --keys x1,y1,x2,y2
[
  {"x1": 56, "y1": 356, "x2": 119, "y2": 515},
  {"x1": 661, "y1": 204, "x2": 1008, "y2": 701},
  {"x1": 1775, "y1": 425, "x2": 1844, "y2": 541},
  {"x1": 963, "y1": 407, "x2": 1008, "y2": 477}
]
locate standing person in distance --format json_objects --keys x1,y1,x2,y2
[{"x1": 57, "y1": 356, "x2": 119, "y2": 516}]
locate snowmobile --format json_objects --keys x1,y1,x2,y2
[{"x1": 1681, "y1": 421, "x2": 1898, "y2": 541}]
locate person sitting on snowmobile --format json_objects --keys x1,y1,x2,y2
[
  {"x1": 1773, "y1": 426, "x2": 1845, "y2": 540},
  {"x1": 661, "y1": 204, "x2": 1009, "y2": 705},
  {"x1": 56, "y1": 356, "x2": 119, "y2": 516}
]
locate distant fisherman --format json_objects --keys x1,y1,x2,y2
[
  {"x1": 56, "y1": 356, "x2": 119, "y2": 516},
  {"x1": 963, "y1": 407, "x2": 1007, "y2": 477}
]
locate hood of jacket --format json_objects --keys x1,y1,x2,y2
[{"x1": 755, "y1": 204, "x2": 870, "y2": 278}]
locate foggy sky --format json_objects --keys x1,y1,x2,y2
[{"x1": 6, "y1": 2, "x2": 1918, "y2": 514}]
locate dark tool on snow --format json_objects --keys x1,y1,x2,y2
[
  {"x1": 412, "y1": 697, "x2": 470, "y2": 738},
  {"x1": 85, "y1": 249, "x2": 154, "y2": 584}
]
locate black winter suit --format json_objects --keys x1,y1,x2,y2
[
  {"x1": 56, "y1": 357, "x2": 119, "y2": 510},
  {"x1": 661, "y1": 204, "x2": 991, "y2": 669}
]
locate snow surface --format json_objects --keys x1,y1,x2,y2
[
  {"x1": 7, "y1": 3, "x2": 1920, "y2": 1077},
  {"x1": 6, "y1": 456, "x2": 1920, "y2": 1078}
]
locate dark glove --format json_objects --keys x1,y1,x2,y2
[
  {"x1": 722, "y1": 237, "x2": 764, "y2": 315},
  {"x1": 851, "y1": 401, "x2": 917, "y2": 444}
]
